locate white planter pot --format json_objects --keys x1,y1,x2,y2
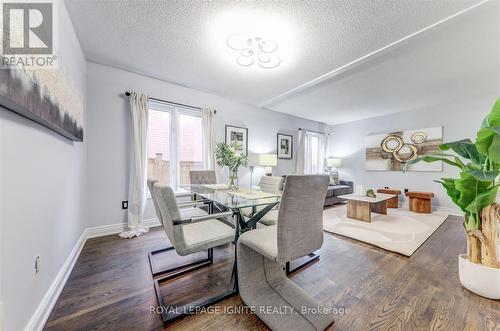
[{"x1": 458, "y1": 254, "x2": 500, "y2": 299}]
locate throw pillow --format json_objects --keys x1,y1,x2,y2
[{"x1": 329, "y1": 171, "x2": 340, "y2": 185}]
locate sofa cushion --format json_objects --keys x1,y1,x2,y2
[
  {"x1": 326, "y1": 185, "x2": 352, "y2": 197},
  {"x1": 328, "y1": 171, "x2": 340, "y2": 185}
]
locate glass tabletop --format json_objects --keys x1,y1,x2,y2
[{"x1": 180, "y1": 184, "x2": 281, "y2": 209}]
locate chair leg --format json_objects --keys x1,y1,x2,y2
[
  {"x1": 237, "y1": 242, "x2": 334, "y2": 331},
  {"x1": 286, "y1": 252, "x2": 319, "y2": 275},
  {"x1": 154, "y1": 276, "x2": 236, "y2": 325},
  {"x1": 153, "y1": 246, "x2": 236, "y2": 325},
  {"x1": 148, "y1": 247, "x2": 214, "y2": 278}
]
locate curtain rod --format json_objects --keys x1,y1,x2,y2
[
  {"x1": 124, "y1": 91, "x2": 216, "y2": 113},
  {"x1": 298, "y1": 128, "x2": 330, "y2": 135}
]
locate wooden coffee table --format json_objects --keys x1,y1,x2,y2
[{"x1": 338, "y1": 193, "x2": 397, "y2": 222}]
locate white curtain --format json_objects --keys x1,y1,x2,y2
[
  {"x1": 119, "y1": 92, "x2": 150, "y2": 239},
  {"x1": 319, "y1": 132, "x2": 328, "y2": 172},
  {"x1": 300, "y1": 130, "x2": 328, "y2": 174},
  {"x1": 201, "y1": 108, "x2": 216, "y2": 170},
  {"x1": 296, "y1": 130, "x2": 306, "y2": 174}
]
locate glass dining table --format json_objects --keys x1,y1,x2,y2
[
  {"x1": 180, "y1": 184, "x2": 318, "y2": 277},
  {"x1": 180, "y1": 184, "x2": 281, "y2": 237}
]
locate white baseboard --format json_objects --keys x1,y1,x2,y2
[
  {"x1": 86, "y1": 218, "x2": 161, "y2": 239},
  {"x1": 24, "y1": 231, "x2": 87, "y2": 331},
  {"x1": 24, "y1": 218, "x2": 161, "y2": 331}
]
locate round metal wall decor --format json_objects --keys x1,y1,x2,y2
[
  {"x1": 381, "y1": 135, "x2": 403, "y2": 153},
  {"x1": 380, "y1": 134, "x2": 419, "y2": 163},
  {"x1": 411, "y1": 132, "x2": 427, "y2": 144},
  {"x1": 393, "y1": 143, "x2": 418, "y2": 162}
]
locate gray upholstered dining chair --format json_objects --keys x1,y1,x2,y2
[
  {"x1": 189, "y1": 170, "x2": 218, "y2": 203},
  {"x1": 147, "y1": 178, "x2": 235, "y2": 277},
  {"x1": 189, "y1": 170, "x2": 217, "y2": 185},
  {"x1": 241, "y1": 176, "x2": 283, "y2": 226},
  {"x1": 237, "y1": 175, "x2": 334, "y2": 331}
]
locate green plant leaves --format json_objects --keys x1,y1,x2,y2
[
  {"x1": 422, "y1": 155, "x2": 465, "y2": 169},
  {"x1": 488, "y1": 98, "x2": 500, "y2": 127},
  {"x1": 404, "y1": 153, "x2": 465, "y2": 172},
  {"x1": 454, "y1": 172, "x2": 491, "y2": 212},
  {"x1": 439, "y1": 138, "x2": 472, "y2": 157},
  {"x1": 465, "y1": 213, "x2": 480, "y2": 231},
  {"x1": 481, "y1": 115, "x2": 490, "y2": 129},
  {"x1": 439, "y1": 139, "x2": 484, "y2": 164},
  {"x1": 465, "y1": 184, "x2": 499, "y2": 214},
  {"x1": 489, "y1": 134, "x2": 500, "y2": 164},
  {"x1": 434, "y1": 178, "x2": 463, "y2": 211},
  {"x1": 475, "y1": 126, "x2": 500, "y2": 157},
  {"x1": 215, "y1": 142, "x2": 248, "y2": 170},
  {"x1": 464, "y1": 169, "x2": 499, "y2": 181}
]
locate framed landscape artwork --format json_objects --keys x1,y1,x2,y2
[
  {"x1": 225, "y1": 125, "x2": 248, "y2": 155},
  {"x1": 365, "y1": 126, "x2": 443, "y2": 172},
  {"x1": 0, "y1": 67, "x2": 84, "y2": 141},
  {"x1": 277, "y1": 133, "x2": 293, "y2": 159}
]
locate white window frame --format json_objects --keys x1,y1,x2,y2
[
  {"x1": 148, "y1": 100, "x2": 201, "y2": 194},
  {"x1": 304, "y1": 131, "x2": 327, "y2": 174}
]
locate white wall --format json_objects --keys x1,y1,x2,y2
[
  {"x1": 0, "y1": 3, "x2": 87, "y2": 331},
  {"x1": 328, "y1": 94, "x2": 498, "y2": 212},
  {"x1": 86, "y1": 62, "x2": 324, "y2": 228}
]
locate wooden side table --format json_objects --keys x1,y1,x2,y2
[
  {"x1": 339, "y1": 193, "x2": 397, "y2": 222},
  {"x1": 377, "y1": 189, "x2": 401, "y2": 208},
  {"x1": 405, "y1": 191, "x2": 435, "y2": 213}
]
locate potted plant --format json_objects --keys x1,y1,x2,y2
[
  {"x1": 215, "y1": 142, "x2": 248, "y2": 190},
  {"x1": 406, "y1": 99, "x2": 500, "y2": 299}
]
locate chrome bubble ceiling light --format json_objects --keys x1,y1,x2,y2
[{"x1": 226, "y1": 33, "x2": 281, "y2": 69}]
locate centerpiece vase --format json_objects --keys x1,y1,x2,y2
[{"x1": 228, "y1": 167, "x2": 239, "y2": 190}]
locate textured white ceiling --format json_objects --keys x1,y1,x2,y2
[
  {"x1": 271, "y1": 0, "x2": 500, "y2": 124},
  {"x1": 65, "y1": 0, "x2": 493, "y2": 123}
]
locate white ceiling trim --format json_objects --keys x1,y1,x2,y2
[{"x1": 260, "y1": 0, "x2": 490, "y2": 108}]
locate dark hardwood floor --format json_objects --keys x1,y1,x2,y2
[{"x1": 43, "y1": 213, "x2": 500, "y2": 331}]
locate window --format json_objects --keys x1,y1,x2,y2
[
  {"x1": 147, "y1": 100, "x2": 203, "y2": 191},
  {"x1": 148, "y1": 108, "x2": 171, "y2": 185},
  {"x1": 308, "y1": 135, "x2": 320, "y2": 173},
  {"x1": 178, "y1": 113, "x2": 203, "y2": 185},
  {"x1": 303, "y1": 131, "x2": 327, "y2": 174}
]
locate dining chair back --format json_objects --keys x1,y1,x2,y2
[
  {"x1": 151, "y1": 182, "x2": 183, "y2": 248},
  {"x1": 277, "y1": 174, "x2": 329, "y2": 264},
  {"x1": 148, "y1": 178, "x2": 163, "y2": 225},
  {"x1": 189, "y1": 170, "x2": 217, "y2": 185}
]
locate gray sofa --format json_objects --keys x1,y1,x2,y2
[{"x1": 324, "y1": 180, "x2": 353, "y2": 206}]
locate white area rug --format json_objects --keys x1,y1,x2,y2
[{"x1": 323, "y1": 205, "x2": 449, "y2": 256}]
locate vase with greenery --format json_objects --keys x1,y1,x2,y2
[
  {"x1": 405, "y1": 99, "x2": 500, "y2": 298},
  {"x1": 215, "y1": 142, "x2": 248, "y2": 190}
]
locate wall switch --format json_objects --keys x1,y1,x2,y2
[
  {"x1": 122, "y1": 201, "x2": 128, "y2": 209},
  {"x1": 35, "y1": 256, "x2": 41, "y2": 274}
]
